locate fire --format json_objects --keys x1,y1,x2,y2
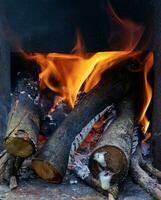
[
  {"x1": 138, "y1": 52, "x2": 153, "y2": 133},
  {"x1": 23, "y1": 50, "x2": 140, "y2": 108},
  {"x1": 22, "y1": 2, "x2": 145, "y2": 108},
  {"x1": 22, "y1": 3, "x2": 153, "y2": 135}
]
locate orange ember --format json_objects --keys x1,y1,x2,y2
[{"x1": 79, "y1": 115, "x2": 106, "y2": 149}]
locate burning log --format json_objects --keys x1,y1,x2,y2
[
  {"x1": 5, "y1": 73, "x2": 40, "y2": 158},
  {"x1": 88, "y1": 98, "x2": 134, "y2": 188},
  {"x1": 32, "y1": 67, "x2": 130, "y2": 183}
]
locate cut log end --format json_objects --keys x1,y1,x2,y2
[
  {"x1": 89, "y1": 145, "x2": 128, "y2": 184},
  {"x1": 88, "y1": 98, "x2": 134, "y2": 187},
  {"x1": 5, "y1": 136, "x2": 34, "y2": 158},
  {"x1": 32, "y1": 159, "x2": 62, "y2": 183},
  {"x1": 5, "y1": 74, "x2": 40, "y2": 158}
]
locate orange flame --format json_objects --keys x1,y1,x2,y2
[
  {"x1": 138, "y1": 52, "x2": 153, "y2": 133},
  {"x1": 22, "y1": 4, "x2": 149, "y2": 117},
  {"x1": 23, "y1": 50, "x2": 141, "y2": 108}
]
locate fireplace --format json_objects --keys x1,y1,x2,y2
[{"x1": 0, "y1": 0, "x2": 160, "y2": 199}]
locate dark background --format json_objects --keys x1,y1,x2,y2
[{"x1": 0, "y1": 0, "x2": 153, "y2": 52}]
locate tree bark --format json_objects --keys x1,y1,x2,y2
[
  {"x1": 131, "y1": 147, "x2": 161, "y2": 199},
  {"x1": 0, "y1": 150, "x2": 24, "y2": 189},
  {"x1": 88, "y1": 98, "x2": 134, "y2": 186},
  {"x1": 5, "y1": 74, "x2": 40, "y2": 158},
  {"x1": 32, "y1": 67, "x2": 130, "y2": 183}
]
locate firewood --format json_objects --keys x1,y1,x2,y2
[
  {"x1": 32, "y1": 67, "x2": 130, "y2": 183},
  {"x1": 82, "y1": 172, "x2": 118, "y2": 199},
  {"x1": 0, "y1": 150, "x2": 24, "y2": 189},
  {"x1": 73, "y1": 162, "x2": 119, "y2": 198},
  {"x1": 130, "y1": 119, "x2": 161, "y2": 199},
  {"x1": 9, "y1": 176, "x2": 18, "y2": 190},
  {"x1": 5, "y1": 73, "x2": 40, "y2": 158},
  {"x1": 88, "y1": 98, "x2": 134, "y2": 186},
  {"x1": 0, "y1": 37, "x2": 10, "y2": 151},
  {"x1": 131, "y1": 146, "x2": 161, "y2": 199}
]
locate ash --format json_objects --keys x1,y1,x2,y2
[
  {"x1": 18, "y1": 158, "x2": 36, "y2": 180},
  {"x1": 68, "y1": 104, "x2": 117, "y2": 180}
]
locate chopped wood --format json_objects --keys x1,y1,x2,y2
[
  {"x1": 5, "y1": 74, "x2": 40, "y2": 158},
  {"x1": 143, "y1": 162, "x2": 161, "y2": 179},
  {"x1": 32, "y1": 66, "x2": 131, "y2": 183},
  {"x1": 9, "y1": 176, "x2": 18, "y2": 190},
  {"x1": 88, "y1": 98, "x2": 134, "y2": 186},
  {"x1": 0, "y1": 150, "x2": 23, "y2": 187},
  {"x1": 76, "y1": 171, "x2": 118, "y2": 199},
  {"x1": 131, "y1": 146, "x2": 161, "y2": 199}
]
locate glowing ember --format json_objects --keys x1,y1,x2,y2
[{"x1": 79, "y1": 115, "x2": 106, "y2": 150}]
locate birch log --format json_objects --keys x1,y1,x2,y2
[
  {"x1": 88, "y1": 98, "x2": 134, "y2": 186},
  {"x1": 5, "y1": 74, "x2": 40, "y2": 158}
]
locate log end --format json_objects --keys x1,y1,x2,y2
[
  {"x1": 89, "y1": 145, "x2": 128, "y2": 184},
  {"x1": 32, "y1": 159, "x2": 63, "y2": 183},
  {"x1": 5, "y1": 137, "x2": 34, "y2": 158}
]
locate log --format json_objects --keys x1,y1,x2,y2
[
  {"x1": 131, "y1": 146, "x2": 161, "y2": 199},
  {"x1": 73, "y1": 165, "x2": 118, "y2": 198},
  {"x1": 32, "y1": 66, "x2": 130, "y2": 183},
  {"x1": 0, "y1": 36, "x2": 10, "y2": 151},
  {"x1": 0, "y1": 150, "x2": 24, "y2": 189},
  {"x1": 83, "y1": 173, "x2": 118, "y2": 199},
  {"x1": 5, "y1": 73, "x2": 40, "y2": 158},
  {"x1": 40, "y1": 98, "x2": 70, "y2": 137},
  {"x1": 88, "y1": 98, "x2": 134, "y2": 186}
]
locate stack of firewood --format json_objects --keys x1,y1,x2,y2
[{"x1": 1, "y1": 36, "x2": 161, "y2": 199}]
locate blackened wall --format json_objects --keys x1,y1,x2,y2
[{"x1": 0, "y1": 0, "x2": 152, "y2": 52}]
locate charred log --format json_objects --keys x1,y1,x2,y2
[
  {"x1": 5, "y1": 74, "x2": 40, "y2": 158},
  {"x1": 88, "y1": 98, "x2": 134, "y2": 187},
  {"x1": 32, "y1": 67, "x2": 130, "y2": 183}
]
